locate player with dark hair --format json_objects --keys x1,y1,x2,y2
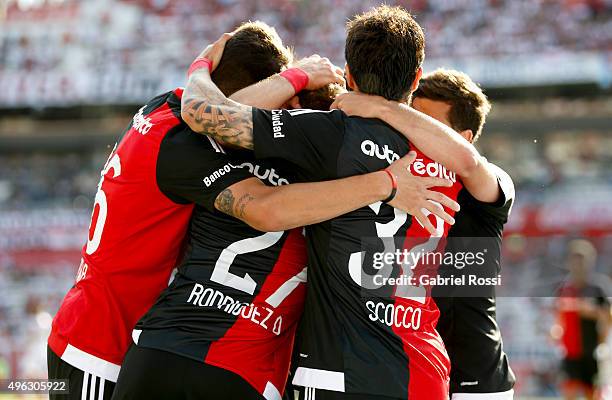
[
  {"x1": 333, "y1": 68, "x2": 516, "y2": 399},
  {"x1": 211, "y1": 21, "x2": 293, "y2": 97},
  {"x1": 108, "y1": 22, "x2": 462, "y2": 400},
  {"x1": 180, "y1": 6, "x2": 486, "y2": 399},
  {"x1": 49, "y1": 21, "x2": 457, "y2": 400}
]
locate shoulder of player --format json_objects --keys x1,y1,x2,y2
[
  {"x1": 141, "y1": 88, "x2": 183, "y2": 117},
  {"x1": 161, "y1": 125, "x2": 225, "y2": 153},
  {"x1": 284, "y1": 108, "x2": 347, "y2": 130},
  {"x1": 127, "y1": 89, "x2": 184, "y2": 137},
  {"x1": 342, "y1": 116, "x2": 409, "y2": 144},
  {"x1": 586, "y1": 275, "x2": 612, "y2": 298},
  {"x1": 489, "y1": 162, "x2": 515, "y2": 201},
  {"x1": 334, "y1": 117, "x2": 410, "y2": 177},
  {"x1": 464, "y1": 162, "x2": 514, "y2": 205}
]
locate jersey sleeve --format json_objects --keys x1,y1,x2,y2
[
  {"x1": 157, "y1": 128, "x2": 254, "y2": 212},
  {"x1": 595, "y1": 284, "x2": 611, "y2": 308},
  {"x1": 252, "y1": 108, "x2": 346, "y2": 180},
  {"x1": 468, "y1": 163, "x2": 516, "y2": 224}
]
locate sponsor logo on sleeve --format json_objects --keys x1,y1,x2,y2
[
  {"x1": 203, "y1": 163, "x2": 239, "y2": 187},
  {"x1": 203, "y1": 162, "x2": 290, "y2": 187},
  {"x1": 132, "y1": 106, "x2": 153, "y2": 135}
]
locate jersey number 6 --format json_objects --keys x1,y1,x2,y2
[{"x1": 86, "y1": 148, "x2": 121, "y2": 255}]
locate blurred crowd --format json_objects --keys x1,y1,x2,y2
[
  {"x1": 2, "y1": 0, "x2": 611, "y2": 75},
  {"x1": 0, "y1": 152, "x2": 104, "y2": 209},
  {"x1": 479, "y1": 130, "x2": 612, "y2": 190}
]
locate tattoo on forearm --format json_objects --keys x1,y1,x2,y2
[
  {"x1": 215, "y1": 189, "x2": 256, "y2": 219},
  {"x1": 235, "y1": 193, "x2": 256, "y2": 218},
  {"x1": 182, "y1": 73, "x2": 255, "y2": 149}
]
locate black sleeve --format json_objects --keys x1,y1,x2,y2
[
  {"x1": 156, "y1": 127, "x2": 254, "y2": 212},
  {"x1": 595, "y1": 285, "x2": 611, "y2": 308},
  {"x1": 252, "y1": 108, "x2": 346, "y2": 180},
  {"x1": 466, "y1": 163, "x2": 516, "y2": 224}
]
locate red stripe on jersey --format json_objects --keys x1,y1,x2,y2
[
  {"x1": 50, "y1": 89, "x2": 195, "y2": 370},
  {"x1": 205, "y1": 228, "x2": 308, "y2": 397},
  {"x1": 391, "y1": 147, "x2": 460, "y2": 399},
  {"x1": 558, "y1": 286, "x2": 583, "y2": 359}
]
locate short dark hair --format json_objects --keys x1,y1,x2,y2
[
  {"x1": 413, "y1": 69, "x2": 491, "y2": 141},
  {"x1": 298, "y1": 84, "x2": 345, "y2": 111},
  {"x1": 212, "y1": 21, "x2": 293, "y2": 96},
  {"x1": 345, "y1": 5, "x2": 425, "y2": 101}
]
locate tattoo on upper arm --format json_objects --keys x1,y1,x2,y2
[
  {"x1": 182, "y1": 76, "x2": 255, "y2": 149},
  {"x1": 215, "y1": 188, "x2": 236, "y2": 216},
  {"x1": 214, "y1": 189, "x2": 256, "y2": 219}
]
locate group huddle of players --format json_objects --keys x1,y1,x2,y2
[{"x1": 47, "y1": 6, "x2": 519, "y2": 400}]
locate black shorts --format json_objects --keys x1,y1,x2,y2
[
  {"x1": 292, "y1": 387, "x2": 401, "y2": 400},
  {"x1": 562, "y1": 357, "x2": 598, "y2": 386},
  {"x1": 434, "y1": 296, "x2": 515, "y2": 395},
  {"x1": 47, "y1": 346, "x2": 115, "y2": 400},
  {"x1": 111, "y1": 345, "x2": 264, "y2": 400}
]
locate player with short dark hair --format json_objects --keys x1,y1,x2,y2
[
  {"x1": 49, "y1": 21, "x2": 455, "y2": 400},
  {"x1": 180, "y1": 6, "x2": 483, "y2": 399},
  {"x1": 344, "y1": 5, "x2": 424, "y2": 101},
  {"x1": 109, "y1": 24, "x2": 461, "y2": 400},
  {"x1": 212, "y1": 21, "x2": 293, "y2": 97},
  {"x1": 332, "y1": 68, "x2": 516, "y2": 399},
  {"x1": 47, "y1": 22, "x2": 297, "y2": 400},
  {"x1": 413, "y1": 69, "x2": 490, "y2": 142}
]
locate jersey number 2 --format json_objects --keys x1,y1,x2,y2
[{"x1": 210, "y1": 231, "x2": 307, "y2": 307}]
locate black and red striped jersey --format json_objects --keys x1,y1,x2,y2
[
  {"x1": 134, "y1": 150, "x2": 308, "y2": 400},
  {"x1": 49, "y1": 89, "x2": 254, "y2": 382},
  {"x1": 251, "y1": 108, "x2": 462, "y2": 399},
  {"x1": 557, "y1": 282, "x2": 609, "y2": 360}
]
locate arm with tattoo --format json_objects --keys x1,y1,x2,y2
[
  {"x1": 182, "y1": 35, "x2": 344, "y2": 149},
  {"x1": 215, "y1": 188, "x2": 255, "y2": 220},
  {"x1": 181, "y1": 68, "x2": 255, "y2": 149},
  {"x1": 212, "y1": 156, "x2": 459, "y2": 234}
]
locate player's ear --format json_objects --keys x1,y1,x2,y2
[
  {"x1": 410, "y1": 67, "x2": 423, "y2": 93},
  {"x1": 344, "y1": 64, "x2": 358, "y2": 92},
  {"x1": 460, "y1": 129, "x2": 474, "y2": 143}
]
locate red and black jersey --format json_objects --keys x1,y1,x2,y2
[
  {"x1": 48, "y1": 89, "x2": 254, "y2": 382},
  {"x1": 557, "y1": 282, "x2": 609, "y2": 360},
  {"x1": 251, "y1": 109, "x2": 462, "y2": 399},
  {"x1": 134, "y1": 149, "x2": 308, "y2": 400}
]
